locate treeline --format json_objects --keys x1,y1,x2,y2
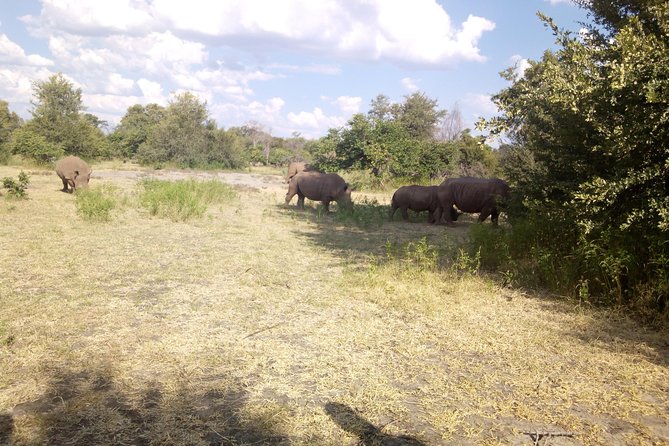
[
  {"x1": 0, "y1": 75, "x2": 312, "y2": 169},
  {"x1": 0, "y1": 73, "x2": 496, "y2": 180},
  {"x1": 476, "y1": 0, "x2": 668, "y2": 317}
]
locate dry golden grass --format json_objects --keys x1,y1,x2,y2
[{"x1": 0, "y1": 164, "x2": 667, "y2": 446}]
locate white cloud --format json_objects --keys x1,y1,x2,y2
[
  {"x1": 287, "y1": 107, "x2": 345, "y2": 130},
  {"x1": 461, "y1": 93, "x2": 497, "y2": 116},
  {"x1": 0, "y1": 34, "x2": 53, "y2": 67},
  {"x1": 23, "y1": 0, "x2": 495, "y2": 67},
  {"x1": 332, "y1": 96, "x2": 362, "y2": 114},
  {"x1": 509, "y1": 54, "x2": 531, "y2": 80},
  {"x1": 401, "y1": 77, "x2": 420, "y2": 92}
]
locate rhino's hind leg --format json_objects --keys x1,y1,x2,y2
[
  {"x1": 478, "y1": 206, "x2": 494, "y2": 224},
  {"x1": 322, "y1": 200, "x2": 330, "y2": 212},
  {"x1": 401, "y1": 207, "x2": 409, "y2": 220},
  {"x1": 297, "y1": 193, "x2": 305, "y2": 209}
]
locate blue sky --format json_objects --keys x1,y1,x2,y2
[{"x1": 0, "y1": 0, "x2": 589, "y2": 139}]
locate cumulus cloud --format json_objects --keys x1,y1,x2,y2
[
  {"x1": 23, "y1": 0, "x2": 495, "y2": 67},
  {"x1": 0, "y1": 33, "x2": 53, "y2": 67},
  {"x1": 461, "y1": 93, "x2": 497, "y2": 116},
  {"x1": 401, "y1": 77, "x2": 420, "y2": 92},
  {"x1": 331, "y1": 96, "x2": 362, "y2": 114}
]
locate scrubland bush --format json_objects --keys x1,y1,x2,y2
[{"x1": 138, "y1": 179, "x2": 236, "y2": 221}]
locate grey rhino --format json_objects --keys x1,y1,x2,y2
[
  {"x1": 285, "y1": 171, "x2": 352, "y2": 212},
  {"x1": 55, "y1": 155, "x2": 92, "y2": 193},
  {"x1": 389, "y1": 185, "x2": 459, "y2": 223},
  {"x1": 285, "y1": 161, "x2": 316, "y2": 183},
  {"x1": 437, "y1": 177, "x2": 510, "y2": 226}
]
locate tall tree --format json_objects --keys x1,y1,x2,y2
[
  {"x1": 392, "y1": 92, "x2": 446, "y2": 140},
  {"x1": 482, "y1": 2, "x2": 669, "y2": 305},
  {"x1": 27, "y1": 73, "x2": 109, "y2": 159}
]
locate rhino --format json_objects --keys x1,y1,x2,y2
[
  {"x1": 285, "y1": 171, "x2": 352, "y2": 212},
  {"x1": 285, "y1": 161, "x2": 316, "y2": 183},
  {"x1": 55, "y1": 155, "x2": 92, "y2": 193},
  {"x1": 437, "y1": 177, "x2": 510, "y2": 226},
  {"x1": 389, "y1": 185, "x2": 459, "y2": 223}
]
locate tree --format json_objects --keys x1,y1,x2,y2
[
  {"x1": 436, "y1": 103, "x2": 465, "y2": 141},
  {"x1": 28, "y1": 73, "x2": 108, "y2": 159},
  {"x1": 391, "y1": 92, "x2": 446, "y2": 140},
  {"x1": 481, "y1": 3, "x2": 669, "y2": 306},
  {"x1": 137, "y1": 92, "x2": 210, "y2": 166},
  {"x1": 0, "y1": 100, "x2": 22, "y2": 163},
  {"x1": 368, "y1": 94, "x2": 393, "y2": 122},
  {"x1": 110, "y1": 104, "x2": 165, "y2": 158}
]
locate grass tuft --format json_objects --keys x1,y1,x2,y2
[
  {"x1": 138, "y1": 178, "x2": 236, "y2": 221},
  {"x1": 75, "y1": 185, "x2": 120, "y2": 222}
]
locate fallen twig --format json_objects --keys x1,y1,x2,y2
[
  {"x1": 523, "y1": 431, "x2": 574, "y2": 446},
  {"x1": 243, "y1": 322, "x2": 285, "y2": 339}
]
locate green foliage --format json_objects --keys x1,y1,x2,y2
[
  {"x1": 331, "y1": 196, "x2": 388, "y2": 228},
  {"x1": 9, "y1": 126, "x2": 64, "y2": 164},
  {"x1": 28, "y1": 73, "x2": 108, "y2": 159},
  {"x1": 0, "y1": 100, "x2": 22, "y2": 164},
  {"x1": 136, "y1": 93, "x2": 247, "y2": 169},
  {"x1": 479, "y1": 3, "x2": 669, "y2": 312},
  {"x1": 310, "y1": 93, "x2": 465, "y2": 181},
  {"x1": 138, "y1": 179, "x2": 236, "y2": 221},
  {"x1": 75, "y1": 185, "x2": 118, "y2": 222},
  {"x1": 2, "y1": 171, "x2": 30, "y2": 199},
  {"x1": 109, "y1": 104, "x2": 165, "y2": 158}
]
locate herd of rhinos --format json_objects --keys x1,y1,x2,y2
[
  {"x1": 54, "y1": 156, "x2": 510, "y2": 227},
  {"x1": 284, "y1": 161, "x2": 510, "y2": 227}
]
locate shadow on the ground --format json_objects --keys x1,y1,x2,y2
[
  {"x1": 324, "y1": 402, "x2": 427, "y2": 446},
  {"x1": 5, "y1": 364, "x2": 290, "y2": 446}
]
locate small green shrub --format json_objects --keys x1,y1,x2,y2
[
  {"x1": 75, "y1": 185, "x2": 118, "y2": 222},
  {"x1": 2, "y1": 171, "x2": 30, "y2": 199},
  {"x1": 138, "y1": 179, "x2": 236, "y2": 221}
]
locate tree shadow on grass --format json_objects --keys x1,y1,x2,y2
[
  {"x1": 6, "y1": 365, "x2": 290, "y2": 445},
  {"x1": 324, "y1": 402, "x2": 427, "y2": 446}
]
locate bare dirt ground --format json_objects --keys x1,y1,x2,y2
[{"x1": 0, "y1": 165, "x2": 668, "y2": 446}]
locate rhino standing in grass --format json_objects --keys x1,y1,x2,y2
[
  {"x1": 437, "y1": 177, "x2": 510, "y2": 226},
  {"x1": 285, "y1": 171, "x2": 351, "y2": 212},
  {"x1": 389, "y1": 185, "x2": 459, "y2": 224},
  {"x1": 55, "y1": 155, "x2": 92, "y2": 193},
  {"x1": 285, "y1": 161, "x2": 316, "y2": 183}
]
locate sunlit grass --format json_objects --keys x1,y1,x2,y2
[{"x1": 0, "y1": 163, "x2": 667, "y2": 446}]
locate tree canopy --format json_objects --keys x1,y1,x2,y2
[{"x1": 481, "y1": 1, "x2": 669, "y2": 308}]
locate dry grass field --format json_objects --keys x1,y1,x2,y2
[{"x1": 0, "y1": 164, "x2": 667, "y2": 446}]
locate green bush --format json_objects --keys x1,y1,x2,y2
[
  {"x1": 331, "y1": 196, "x2": 388, "y2": 229},
  {"x1": 9, "y1": 127, "x2": 64, "y2": 164},
  {"x1": 75, "y1": 185, "x2": 118, "y2": 222},
  {"x1": 138, "y1": 179, "x2": 236, "y2": 221},
  {"x1": 2, "y1": 171, "x2": 30, "y2": 199}
]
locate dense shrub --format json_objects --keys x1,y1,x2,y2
[{"x1": 75, "y1": 185, "x2": 119, "y2": 222}]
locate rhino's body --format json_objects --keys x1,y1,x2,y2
[
  {"x1": 437, "y1": 177, "x2": 510, "y2": 225},
  {"x1": 389, "y1": 185, "x2": 457, "y2": 223},
  {"x1": 285, "y1": 171, "x2": 351, "y2": 211},
  {"x1": 55, "y1": 156, "x2": 92, "y2": 192},
  {"x1": 285, "y1": 161, "x2": 316, "y2": 183}
]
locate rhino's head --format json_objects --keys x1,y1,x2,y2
[{"x1": 71, "y1": 169, "x2": 92, "y2": 190}]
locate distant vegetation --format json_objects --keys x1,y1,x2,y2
[{"x1": 0, "y1": 0, "x2": 666, "y2": 317}]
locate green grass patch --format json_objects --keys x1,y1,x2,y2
[
  {"x1": 331, "y1": 196, "x2": 389, "y2": 228},
  {"x1": 138, "y1": 178, "x2": 236, "y2": 221},
  {"x1": 75, "y1": 185, "x2": 120, "y2": 222}
]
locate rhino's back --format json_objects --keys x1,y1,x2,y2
[
  {"x1": 393, "y1": 185, "x2": 437, "y2": 210},
  {"x1": 56, "y1": 156, "x2": 90, "y2": 178},
  {"x1": 445, "y1": 177, "x2": 504, "y2": 213},
  {"x1": 296, "y1": 172, "x2": 346, "y2": 200}
]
